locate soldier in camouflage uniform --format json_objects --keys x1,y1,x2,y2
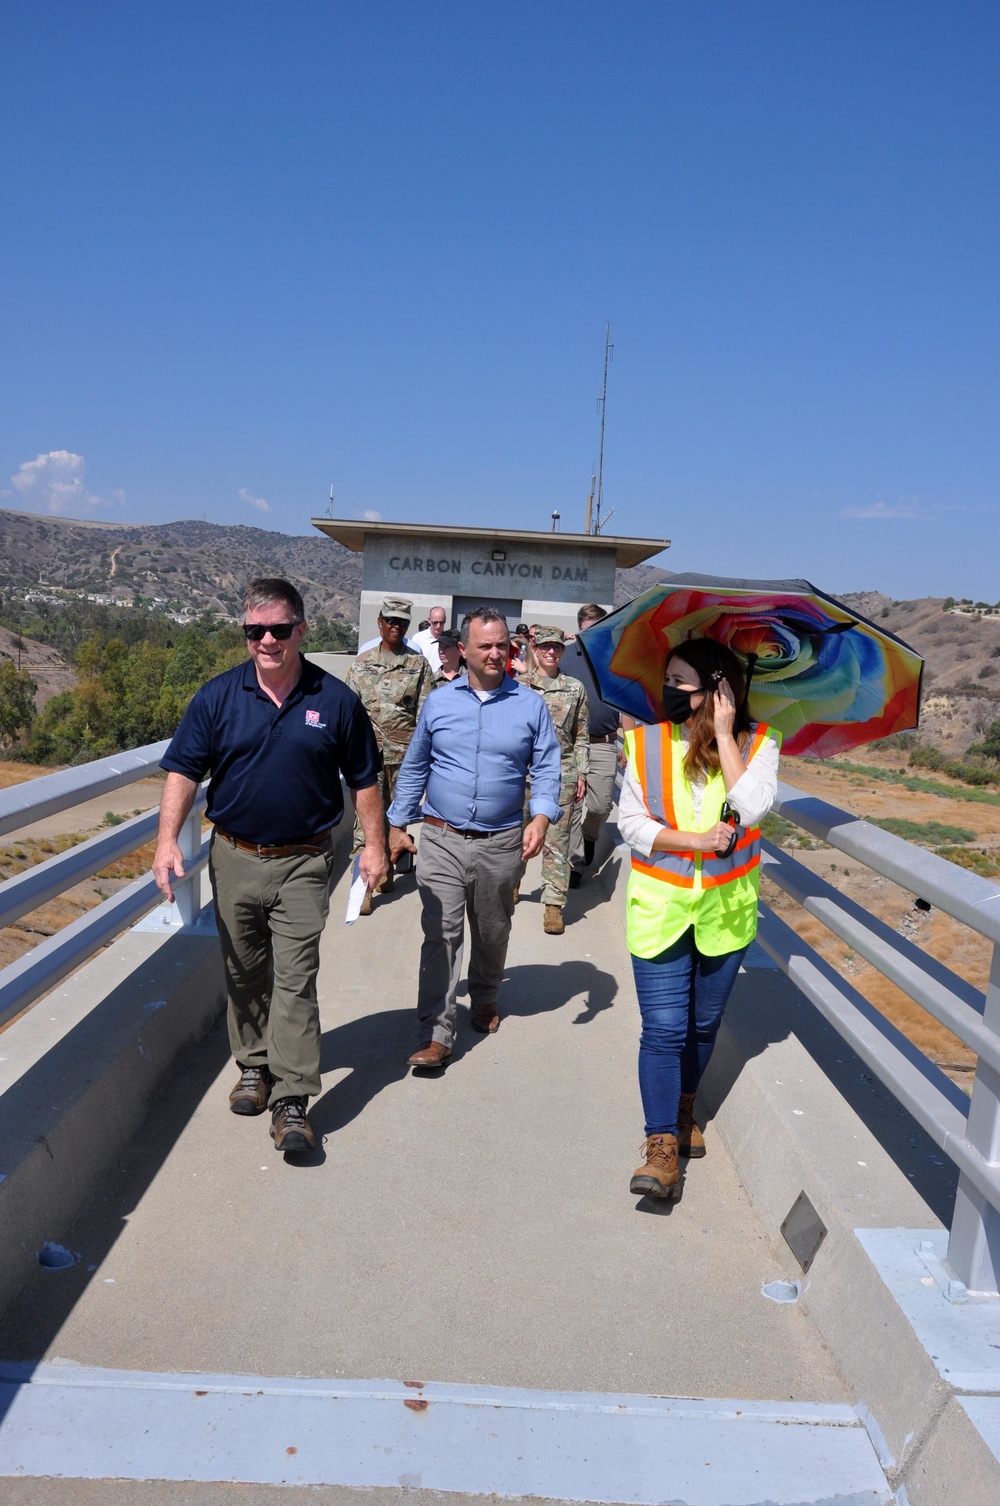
[
  {"x1": 346, "y1": 595, "x2": 432, "y2": 914},
  {"x1": 521, "y1": 625, "x2": 589, "y2": 935},
  {"x1": 430, "y1": 628, "x2": 464, "y2": 689}
]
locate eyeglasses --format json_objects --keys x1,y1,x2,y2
[
  {"x1": 381, "y1": 617, "x2": 409, "y2": 629},
  {"x1": 242, "y1": 621, "x2": 302, "y2": 641}
]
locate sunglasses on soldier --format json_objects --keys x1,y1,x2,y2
[{"x1": 242, "y1": 621, "x2": 303, "y2": 641}]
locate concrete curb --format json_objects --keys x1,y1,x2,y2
[{"x1": 701, "y1": 965, "x2": 1000, "y2": 1504}]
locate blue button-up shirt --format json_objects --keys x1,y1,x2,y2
[{"x1": 387, "y1": 674, "x2": 562, "y2": 832}]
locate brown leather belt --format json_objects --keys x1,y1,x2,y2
[
  {"x1": 422, "y1": 815, "x2": 512, "y2": 840},
  {"x1": 214, "y1": 827, "x2": 333, "y2": 858},
  {"x1": 590, "y1": 733, "x2": 619, "y2": 744}
]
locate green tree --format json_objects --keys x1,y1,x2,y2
[{"x1": 0, "y1": 660, "x2": 36, "y2": 745}]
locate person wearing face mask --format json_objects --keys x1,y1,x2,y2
[{"x1": 616, "y1": 638, "x2": 780, "y2": 1201}]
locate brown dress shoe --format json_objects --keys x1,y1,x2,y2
[
  {"x1": 470, "y1": 1005, "x2": 500, "y2": 1034},
  {"x1": 630, "y1": 1134, "x2": 680, "y2": 1198},
  {"x1": 677, "y1": 1093, "x2": 706, "y2": 1158},
  {"x1": 543, "y1": 904, "x2": 565, "y2": 935},
  {"x1": 407, "y1": 1042, "x2": 452, "y2": 1068},
  {"x1": 270, "y1": 1096, "x2": 315, "y2": 1153},
  {"x1": 229, "y1": 1064, "x2": 273, "y2": 1116}
]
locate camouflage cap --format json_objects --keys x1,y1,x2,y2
[
  {"x1": 533, "y1": 625, "x2": 567, "y2": 647},
  {"x1": 379, "y1": 595, "x2": 413, "y2": 621}
]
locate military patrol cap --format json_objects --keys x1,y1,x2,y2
[
  {"x1": 533, "y1": 625, "x2": 567, "y2": 647},
  {"x1": 438, "y1": 628, "x2": 461, "y2": 648},
  {"x1": 379, "y1": 595, "x2": 413, "y2": 622}
]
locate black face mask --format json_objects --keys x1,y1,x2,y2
[{"x1": 662, "y1": 684, "x2": 699, "y2": 723}]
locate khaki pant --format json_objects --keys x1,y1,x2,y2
[
  {"x1": 569, "y1": 741, "x2": 619, "y2": 869},
  {"x1": 352, "y1": 761, "x2": 401, "y2": 856},
  {"x1": 415, "y1": 822, "x2": 522, "y2": 1048},
  {"x1": 209, "y1": 832, "x2": 334, "y2": 1103}
]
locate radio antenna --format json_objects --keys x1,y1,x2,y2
[
  {"x1": 594, "y1": 322, "x2": 614, "y2": 533},
  {"x1": 327, "y1": 483, "x2": 335, "y2": 519}
]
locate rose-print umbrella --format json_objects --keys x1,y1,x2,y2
[{"x1": 577, "y1": 574, "x2": 923, "y2": 758}]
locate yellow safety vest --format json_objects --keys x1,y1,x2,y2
[{"x1": 624, "y1": 721, "x2": 778, "y2": 959}]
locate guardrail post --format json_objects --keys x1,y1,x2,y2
[
  {"x1": 947, "y1": 942, "x2": 1000, "y2": 1296},
  {"x1": 173, "y1": 807, "x2": 204, "y2": 929}
]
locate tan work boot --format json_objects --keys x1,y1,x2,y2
[
  {"x1": 677, "y1": 1093, "x2": 706, "y2": 1158},
  {"x1": 543, "y1": 904, "x2": 564, "y2": 935},
  {"x1": 360, "y1": 886, "x2": 373, "y2": 916},
  {"x1": 629, "y1": 1134, "x2": 680, "y2": 1198}
]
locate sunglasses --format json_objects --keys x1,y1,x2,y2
[{"x1": 242, "y1": 621, "x2": 302, "y2": 641}]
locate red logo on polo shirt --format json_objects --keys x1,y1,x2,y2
[{"x1": 305, "y1": 709, "x2": 320, "y2": 724}]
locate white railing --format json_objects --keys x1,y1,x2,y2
[
  {"x1": 760, "y1": 780, "x2": 1000, "y2": 1299},
  {"x1": 0, "y1": 743, "x2": 208, "y2": 1030}
]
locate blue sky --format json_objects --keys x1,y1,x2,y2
[{"x1": 1, "y1": 2, "x2": 997, "y2": 599}]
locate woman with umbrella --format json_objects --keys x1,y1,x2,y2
[{"x1": 617, "y1": 638, "x2": 780, "y2": 1200}]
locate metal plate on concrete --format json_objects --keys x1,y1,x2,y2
[
  {"x1": 782, "y1": 1191, "x2": 828, "y2": 1273},
  {"x1": 0, "y1": 1364, "x2": 892, "y2": 1504}
]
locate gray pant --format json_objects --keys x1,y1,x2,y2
[
  {"x1": 209, "y1": 832, "x2": 334, "y2": 1104},
  {"x1": 570, "y1": 741, "x2": 619, "y2": 868},
  {"x1": 415, "y1": 822, "x2": 523, "y2": 1047}
]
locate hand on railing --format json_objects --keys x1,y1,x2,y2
[{"x1": 152, "y1": 839, "x2": 186, "y2": 904}]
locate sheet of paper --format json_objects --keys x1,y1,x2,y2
[{"x1": 344, "y1": 856, "x2": 368, "y2": 925}]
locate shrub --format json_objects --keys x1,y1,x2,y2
[{"x1": 909, "y1": 744, "x2": 945, "y2": 770}]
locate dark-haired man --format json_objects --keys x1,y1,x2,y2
[
  {"x1": 386, "y1": 606, "x2": 561, "y2": 1064},
  {"x1": 152, "y1": 577, "x2": 386, "y2": 1155}
]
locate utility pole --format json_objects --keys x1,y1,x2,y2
[
  {"x1": 594, "y1": 322, "x2": 614, "y2": 534},
  {"x1": 584, "y1": 467, "x2": 596, "y2": 536}
]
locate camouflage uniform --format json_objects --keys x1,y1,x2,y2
[
  {"x1": 522, "y1": 666, "x2": 589, "y2": 906},
  {"x1": 346, "y1": 643, "x2": 432, "y2": 855},
  {"x1": 431, "y1": 669, "x2": 462, "y2": 691}
]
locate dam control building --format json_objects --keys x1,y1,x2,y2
[{"x1": 311, "y1": 517, "x2": 671, "y2": 642}]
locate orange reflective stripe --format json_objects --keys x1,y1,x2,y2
[{"x1": 701, "y1": 853, "x2": 761, "y2": 888}]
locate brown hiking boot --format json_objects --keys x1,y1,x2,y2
[
  {"x1": 630, "y1": 1134, "x2": 680, "y2": 1198},
  {"x1": 228, "y1": 1064, "x2": 273, "y2": 1116},
  {"x1": 360, "y1": 886, "x2": 373, "y2": 916},
  {"x1": 270, "y1": 1096, "x2": 315, "y2": 1153},
  {"x1": 678, "y1": 1093, "x2": 706, "y2": 1158},
  {"x1": 543, "y1": 904, "x2": 565, "y2": 935}
]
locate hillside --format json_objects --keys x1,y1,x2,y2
[
  {"x1": 0, "y1": 507, "x2": 673, "y2": 623},
  {"x1": 0, "y1": 509, "x2": 362, "y2": 621}
]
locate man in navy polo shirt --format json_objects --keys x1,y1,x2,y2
[{"x1": 152, "y1": 578, "x2": 386, "y2": 1154}]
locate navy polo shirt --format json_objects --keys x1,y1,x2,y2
[{"x1": 161, "y1": 657, "x2": 381, "y2": 845}]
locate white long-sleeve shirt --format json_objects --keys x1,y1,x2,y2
[{"x1": 617, "y1": 727, "x2": 779, "y2": 859}]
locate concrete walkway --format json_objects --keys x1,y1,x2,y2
[{"x1": 0, "y1": 836, "x2": 886, "y2": 1503}]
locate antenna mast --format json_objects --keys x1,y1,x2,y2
[
  {"x1": 327, "y1": 484, "x2": 335, "y2": 519},
  {"x1": 593, "y1": 322, "x2": 614, "y2": 534}
]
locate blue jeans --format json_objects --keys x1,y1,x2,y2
[{"x1": 631, "y1": 930, "x2": 748, "y2": 1138}]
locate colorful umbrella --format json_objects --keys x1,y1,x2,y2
[{"x1": 577, "y1": 574, "x2": 923, "y2": 758}]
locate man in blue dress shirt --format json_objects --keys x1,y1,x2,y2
[
  {"x1": 152, "y1": 578, "x2": 386, "y2": 1154},
  {"x1": 387, "y1": 606, "x2": 562, "y2": 1067}
]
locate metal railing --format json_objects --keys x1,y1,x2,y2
[
  {"x1": 761, "y1": 779, "x2": 1000, "y2": 1298},
  {"x1": 0, "y1": 743, "x2": 209, "y2": 1031}
]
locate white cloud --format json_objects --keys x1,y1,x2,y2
[
  {"x1": 838, "y1": 499, "x2": 926, "y2": 521},
  {"x1": 239, "y1": 486, "x2": 271, "y2": 514},
  {"x1": 361, "y1": 509, "x2": 381, "y2": 521},
  {"x1": 9, "y1": 450, "x2": 120, "y2": 517}
]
